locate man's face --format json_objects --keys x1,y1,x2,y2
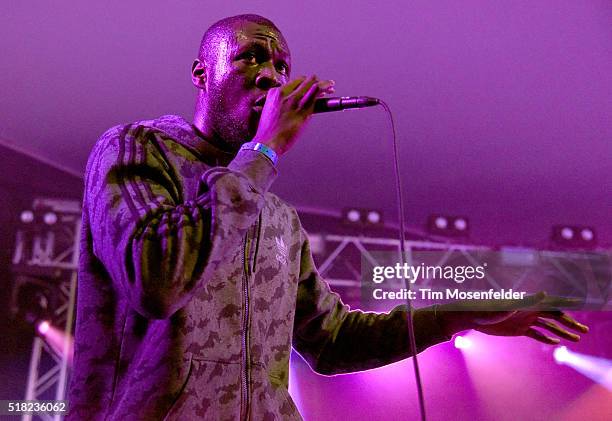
[{"x1": 204, "y1": 21, "x2": 291, "y2": 148}]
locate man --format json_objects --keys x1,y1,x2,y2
[{"x1": 67, "y1": 14, "x2": 588, "y2": 420}]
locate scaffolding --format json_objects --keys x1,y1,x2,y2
[
  {"x1": 7, "y1": 202, "x2": 608, "y2": 421},
  {"x1": 10, "y1": 198, "x2": 81, "y2": 421},
  {"x1": 310, "y1": 233, "x2": 609, "y2": 310}
]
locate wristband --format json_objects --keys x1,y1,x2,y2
[{"x1": 240, "y1": 142, "x2": 279, "y2": 166}]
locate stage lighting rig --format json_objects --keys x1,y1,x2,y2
[
  {"x1": 9, "y1": 275, "x2": 60, "y2": 327},
  {"x1": 10, "y1": 197, "x2": 81, "y2": 406},
  {"x1": 427, "y1": 214, "x2": 470, "y2": 237},
  {"x1": 342, "y1": 208, "x2": 384, "y2": 228},
  {"x1": 551, "y1": 225, "x2": 597, "y2": 249}
]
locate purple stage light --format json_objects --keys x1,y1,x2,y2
[
  {"x1": 20, "y1": 210, "x2": 34, "y2": 224},
  {"x1": 347, "y1": 209, "x2": 360, "y2": 222},
  {"x1": 37, "y1": 320, "x2": 50, "y2": 335},
  {"x1": 561, "y1": 227, "x2": 574, "y2": 240},
  {"x1": 454, "y1": 335, "x2": 473, "y2": 350},
  {"x1": 553, "y1": 346, "x2": 569, "y2": 363},
  {"x1": 553, "y1": 346, "x2": 612, "y2": 391}
]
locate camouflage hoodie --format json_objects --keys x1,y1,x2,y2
[{"x1": 67, "y1": 115, "x2": 451, "y2": 420}]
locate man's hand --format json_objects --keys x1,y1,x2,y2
[
  {"x1": 437, "y1": 291, "x2": 589, "y2": 345},
  {"x1": 252, "y1": 75, "x2": 335, "y2": 156}
]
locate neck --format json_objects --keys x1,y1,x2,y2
[{"x1": 192, "y1": 92, "x2": 238, "y2": 155}]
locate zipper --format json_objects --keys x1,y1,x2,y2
[
  {"x1": 241, "y1": 214, "x2": 262, "y2": 421},
  {"x1": 241, "y1": 227, "x2": 252, "y2": 421}
]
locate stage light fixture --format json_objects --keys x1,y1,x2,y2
[
  {"x1": 553, "y1": 346, "x2": 569, "y2": 364},
  {"x1": 581, "y1": 228, "x2": 594, "y2": 241},
  {"x1": 552, "y1": 225, "x2": 597, "y2": 249},
  {"x1": 43, "y1": 211, "x2": 58, "y2": 225},
  {"x1": 427, "y1": 214, "x2": 469, "y2": 237},
  {"x1": 454, "y1": 218, "x2": 467, "y2": 231},
  {"x1": 342, "y1": 208, "x2": 384, "y2": 227},
  {"x1": 454, "y1": 335, "x2": 473, "y2": 350},
  {"x1": 561, "y1": 227, "x2": 573, "y2": 240},
  {"x1": 367, "y1": 211, "x2": 381, "y2": 224},
  {"x1": 434, "y1": 216, "x2": 448, "y2": 229},
  {"x1": 347, "y1": 209, "x2": 361, "y2": 223},
  {"x1": 20, "y1": 210, "x2": 34, "y2": 224},
  {"x1": 10, "y1": 277, "x2": 58, "y2": 326},
  {"x1": 37, "y1": 320, "x2": 50, "y2": 335}
]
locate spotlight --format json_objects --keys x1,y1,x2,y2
[
  {"x1": 10, "y1": 277, "x2": 57, "y2": 325},
  {"x1": 454, "y1": 218, "x2": 467, "y2": 231},
  {"x1": 342, "y1": 208, "x2": 384, "y2": 227},
  {"x1": 347, "y1": 209, "x2": 361, "y2": 223},
  {"x1": 427, "y1": 214, "x2": 469, "y2": 237},
  {"x1": 35, "y1": 321, "x2": 75, "y2": 367},
  {"x1": 552, "y1": 346, "x2": 612, "y2": 390},
  {"x1": 367, "y1": 211, "x2": 381, "y2": 224},
  {"x1": 553, "y1": 346, "x2": 569, "y2": 364},
  {"x1": 552, "y1": 225, "x2": 597, "y2": 249},
  {"x1": 434, "y1": 216, "x2": 448, "y2": 230},
  {"x1": 37, "y1": 320, "x2": 50, "y2": 335},
  {"x1": 20, "y1": 210, "x2": 34, "y2": 224},
  {"x1": 43, "y1": 212, "x2": 58, "y2": 225},
  {"x1": 580, "y1": 229, "x2": 594, "y2": 241},
  {"x1": 454, "y1": 335, "x2": 473, "y2": 350}
]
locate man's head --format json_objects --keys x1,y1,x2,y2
[{"x1": 192, "y1": 14, "x2": 291, "y2": 150}]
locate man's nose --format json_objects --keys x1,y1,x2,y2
[{"x1": 255, "y1": 62, "x2": 282, "y2": 90}]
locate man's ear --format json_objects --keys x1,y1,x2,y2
[{"x1": 191, "y1": 59, "x2": 207, "y2": 90}]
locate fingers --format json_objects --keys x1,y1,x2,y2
[
  {"x1": 286, "y1": 75, "x2": 335, "y2": 110},
  {"x1": 540, "y1": 310, "x2": 589, "y2": 333},
  {"x1": 525, "y1": 310, "x2": 588, "y2": 344},
  {"x1": 524, "y1": 327, "x2": 561, "y2": 345},
  {"x1": 318, "y1": 80, "x2": 335, "y2": 95},
  {"x1": 299, "y1": 80, "x2": 335, "y2": 109},
  {"x1": 293, "y1": 75, "x2": 318, "y2": 101},
  {"x1": 533, "y1": 318, "x2": 580, "y2": 342}
]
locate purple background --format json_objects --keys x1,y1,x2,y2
[
  {"x1": 2, "y1": 1, "x2": 611, "y2": 420},
  {"x1": 2, "y1": 0, "x2": 610, "y2": 246}
]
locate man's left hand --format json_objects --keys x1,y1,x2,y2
[{"x1": 437, "y1": 291, "x2": 589, "y2": 344}]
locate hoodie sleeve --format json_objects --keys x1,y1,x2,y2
[
  {"x1": 292, "y1": 225, "x2": 453, "y2": 375},
  {"x1": 85, "y1": 124, "x2": 276, "y2": 319}
]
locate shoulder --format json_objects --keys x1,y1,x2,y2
[
  {"x1": 95, "y1": 115, "x2": 191, "y2": 148},
  {"x1": 84, "y1": 115, "x2": 190, "y2": 186},
  {"x1": 88, "y1": 115, "x2": 192, "y2": 166}
]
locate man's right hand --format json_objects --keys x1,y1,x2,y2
[{"x1": 252, "y1": 75, "x2": 335, "y2": 156}]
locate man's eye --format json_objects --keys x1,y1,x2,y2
[
  {"x1": 276, "y1": 63, "x2": 288, "y2": 74},
  {"x1": 242, "y1": 52, "x2": 257, "y2": 63}
]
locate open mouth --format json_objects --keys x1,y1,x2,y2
[
  {"x1": 254, "y1": 95, "x2": 267, "y2": 107},
  {"x1": 253, "y1": 95, "x2": 266, "y2": 112}
]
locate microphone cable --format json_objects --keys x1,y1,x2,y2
[{"x1": 379, "y1": 100, "x2": 428, "y2": 421}]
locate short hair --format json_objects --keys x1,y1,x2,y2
[{"x1": 198, "y1": 14, "x2": 286, "y2": 63}]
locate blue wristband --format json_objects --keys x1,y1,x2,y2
[{"x1": 240, "y1": 142, "x2": 278, "y2": 166}]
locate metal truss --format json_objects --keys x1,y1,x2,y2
[
  {"x1": 316, "y1": 234, "x2": 489, "y2": 288},
  {"x1": 311, "y1": 233, "x2": 610, "y2": 309},
  {"x1": 11, "y1": 198, "x2": 81, "y2": 421}
]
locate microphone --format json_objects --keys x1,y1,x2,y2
[{"x1": 313, "y1": 96, "x2": 380, "y2": 114}]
